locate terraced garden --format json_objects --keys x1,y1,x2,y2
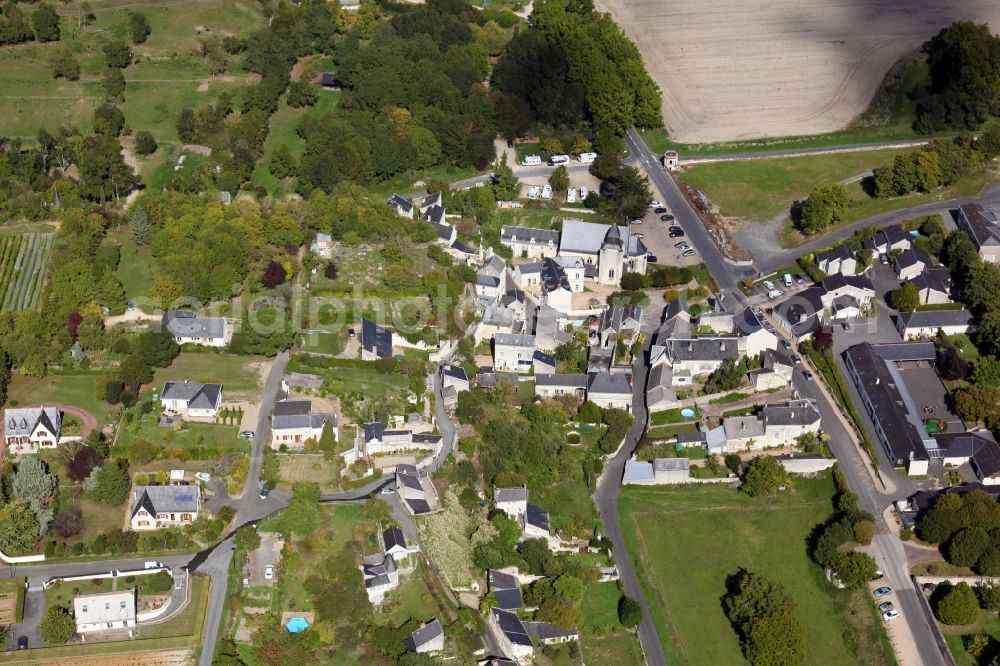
[{"x1": 0, "y1": 233, "x2": 53, "y2": 311}]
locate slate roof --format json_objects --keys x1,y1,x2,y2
[
  {"x1": 870, "y1": 341, "x2": 935, "y2": 362},
  {"x1": 272, "y1": 412, "x2": 337, "y2": 431},
  {"x1": 526, "y1": 503, "x2": 550, "y2": 532},
  {"x1": 163, "y1": 310, "x2": 227, "y2": 340},
  {"x1": 665, "y1": 338, "x2": 741, "y2": 362},
  {"x1": 405, "y1": 498, "x2": 432, "y2": 515},
  {"x1": 815, "y1": 244, "x2": 855, "y2": 264},
  {"x1": 895, "y1": 246, "x2": 932, "y2": 272},
  {"x1": 724, "y1": 415, "x2": 766, "y2": 439},
  {"x1": 425, "y1": 204, "x2": 446, "y2": 225},
  {"x1": 442, "y1": 364, "x2": 468, "y2": 382},
  {"x1": 433, "y1": 222, "x2": 454, "y2": 241},
  {"x1": 320, "y1": 71, "x2": 339, "y2": 87},
  {"x1": 559, "y1": 219, "x2": 647, "y2": 257},
  {"x1": 960, "y1": 203, "x2": 1000, "y2": 247},
  {"x1": 4, "y1": 406, "x2": 60, "y2": 438},
  {"x1": 495, "y1": 333, "x2": 535, "y2": 348},
  {"x1": 488, "y1": 569, "x2": 523, "y2": 610},
  {"x1": 273, "y1": 399, "x2": 311, "y2": 417},
  {"x1": 524, "y1": 621, "x2": 579, "y2": 641},
  {"x1": 364, "y1": 422, "x2": 384, "y2": 442},
  {"x1": 822, "y1": 273, "x2": 874, "y2": 294},
  {"x1": 361, "y1": 318, "x2": 393, "y2": 358},
  {"x1": 161, "y1": 381, "x2": 222, "y2": 410},
  {"x1": 383, "y1": 526, "x2": 406, "y2": 552},
  {"x1": 494, "y1": 487, "x2": 527, "y2": 504},
  {"x1": 478, "y1": 274, "x2": 501, "y2": 288},
  {"x1": 844, "y1": 343, "x2": 929, "y2": 463},
  {"x1": 405, "y1": 619, "x2": 443, "y2": 652},
  {"x1": 735, "y1": 306, "x2": 767, "y2": 336},
  {"x1": 482, "y1": 307, "x2": 515, "y2": 328},
  {"x1": 500, "y1": 225, "x2": 560, "y2": 246},
  {"x1": 761, "y1": 399, "x2": 821, "y2": 426},
  {"x1": 388, "y1": 194, "x2": 413, "y2": 214},
  {"x1": 491, "y1": 608, "x2": 532, "y2": 647},
  {"x1": 130, "y1": 485, "x2": 200, "y2": 518},
  {"x1": 898, "y1": 309, "x2": 974, "y2": 329},
  {"x1": 540, "y1": 257, "x2": 572, "y2": 293},
  {"x1": 535, "y1": 373, "x2": 587, "y2": 389},
  {"x1": 588, "y1": 372, "x2": 632, "y2": 395},
  {"x1": 533, "y1": 350, "x2": 556, "y2": 368},
  {"x1": 907, "y1": 266, "x2": 952, "y2": 296}
]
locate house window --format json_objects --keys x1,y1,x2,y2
[
  {"x1": 121, "y1": 601, "x2": 127, "y2": 609},
  {"x1": 82, "y1": 604, "x2": 88, "y2": 612},
  {"x1": 105, "y1": 603, "x2": 111, "y2": 610}
]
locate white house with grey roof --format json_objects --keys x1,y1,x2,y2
[
  {"x1": 74, "y1": 590, "x2": 136, "y2": 633},
  {"x1": 162, "y1": 310, "x2": 229, "y2": 348},
  {"x1": 3, "y1": 406, "x2": 60, "y2": 454},
  {"x1": 958, "y1": 203, "x2": 1000, "y2": 263},
  {"x1": 523, "y1": 621, "x2": 579, "y2": 646},
  {"x1": 488, "y1": 569, "x2": 523, "y2": 610},
  {"x1": 361, "y1": 552, "x2": 399, "y2": 606},
  {"x1": 535, "y1": 374, "x2": 588, "y2": 401},
  {"x1": 388, "y1": 194, "x2": 414, "y2": 218},
  {"x1": 494, "y1": 487, "x2": 527, "y2": 521},
  {"x1": 713, "y1": 399, "x2": 822, "y2": 453},
  {"x1": 896, "y1": 309, "x2": 975, "y2": 340},
  {"x1": 160, "y1": 381, "x2": 223, "y2": 418},
  {"x1": 130, "y1": 484, "x2": 201, "y2": 530},
  {"x1": 489, "y1": 607, "x2": 534, "y2": 662},
  {"x1": 907, "y1": 267, "x2": 952, "y2": 305},
  {"x1": 270, "y1": 399, "x2": 337, "y2": 450},
  {"x1": 814, "y1": 245, "x2": 858, "y2": 276},
  {"x1": 406, "y1": 618, "x2": 444, "y2": 653},
  {"x1": 493, "y1": 333, "x2": 536, "y2": 372},
  {"x1": 587, "y1": 372, "x2": 633, "y2": 412},
  {"x1": 622, "y1": 457, "x2": 692, "y2": 485}
]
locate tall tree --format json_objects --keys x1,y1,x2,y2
[
  {"x1": 31, "y1": 3, "x2": 61, "y2": 42},
  {"x1": 130, "y1": 203, "x2": 150, "y2": 245}
]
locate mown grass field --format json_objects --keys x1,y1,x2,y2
[
  {"x1": 0, "y1": 0, "x2": 263, "y2": 151},
  {"x1": 679, "y1": 148, "x2": 907, "y2": 219},
  {"x1": 619, "y1": 474, "x2": 860, "y2": 666},
  {"x1": 152, "y1": 352, "x2": 264, "y2": 399},
  {"x1": 9, "y1": 372, "x2": 111, "y2": 419}
]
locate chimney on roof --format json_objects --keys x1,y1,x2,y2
[
  {"x1": 688, "y1": 341, "x2": 693, "y2": 352},
  {"x1": 720, "y1": 341, "x2": 726, "y2": 351}
]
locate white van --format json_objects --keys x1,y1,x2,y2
[
  {"x1": 783, "y1": 273, "x2": 793, "y2": 287},
  {"x1": 767, "y1": 289, "x2": 783, "y2": 300},
  {"x1": 527, "y1": 186, "x2": 540, "y2": 200},
  {"x1": 541, "y1": 185, "x2": 552, "y2": 200},
  {"x1": 566, "y1": 188, "x2": 577, "y2": 203},
  {"x1": 580, "y1": 186, "x2": 589, "y2": 199},
  {"x1": 549, "y1": 154, "x2": 570, "y2": 166},
  {"x1": 578, "y1": 152, "x2": 597, "y2": 164},
  {"x1": 522, "y1": 155, "x2": 542, "y2": 166}
]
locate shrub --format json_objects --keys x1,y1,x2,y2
[
  {"x1": 935, "y1": 583, "x2": 979, "y2": 625},
  {"x1": 618, "y1": 595, "x2": 642, "y2": 628}
]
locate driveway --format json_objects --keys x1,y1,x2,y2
[
  {"x1": 249, "y1": 533, "x2": 282, "y2": 587},
  {"x1": 7, "y1": 586, "x2": 43, "y2": 650}
]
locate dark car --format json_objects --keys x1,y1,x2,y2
[
  {"x1": 654, "y1": 207, "x2": 667, "y2": 214},
  {"x1": 803, "y1": 370, "x2": 814, "y2": 381},
  {"x1": 669, "y1": 230, "x2": 685, "y2": 238},
  {"x1": 793, "y1": 273, "x2": 803, "y2": 284},
  {"x1": 17, "y1": 636, "x2": 27, "y2": 650},
  {"x1": 659, "y1": 214, "x2": 675, "y2": 222},
  {"x1": 647, "y1": 254, "x2": 658, "y2": 263},
  {"x1": 259, "y1": 482, "x2": 270, "y2": 500}
]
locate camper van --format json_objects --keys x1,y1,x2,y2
[
  {"x1": 548, "y1": 154, "x2": 570, "y2": 166},
  {"x1": 578, "y1": 152, "x2": 597, "y2": 164},
  {"x1": 527, "y1": 186, "x2": 540, "y2": 200},
  {"x1": 566, "y1": 188, "x2": 577, "y2": 203},
  {"x1": 541, "y1": 185, "x2": 552, "y2": 200},
  {"x1": 522, "y1": 155, "x2": 542, "y2": 166}
]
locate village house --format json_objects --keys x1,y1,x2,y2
[
  {"x1": 523, "y1": 622, "x2": 580, "y2": 647},
  {"x1": 493, "y1": 333, "x2": 536, "y2": 372},
  {"x1": 623, "y1": 457, "x2": 692, "y2": 485},
  {"x1": 130, "y1": 484, "x2": 201, "y2": 530},
  {"x1": 894, "y1": 247, "x2": 933, "y2": 282},
  {"x1": 957, "y1": 203, "x2": 1000, "y2": 263},
  {"x1": 310, "y1": 232, "x2": 333, "y2": 259},
  {"x1": 74, "y1": 590, "x2": 136, "y2": 633},
  {"x1": 396, "y1": 463, "x2": 433, "y2": 515},
  {"x1": 363, "y1": 422, "x2": 441, "y2": 456},
  {"x1": 162, "y1": 310, "x2": 229, "y2": 348},
  {"x1": 587, "y1": 372, "x2": 633, "y2": 412},
  {"x1": 387, "y1": 194, "x2": 414, "y2": 219},
  {"x1": 748, "y1": 348, "x2": 795, "y2": 391},
  {"x1": 864, "y1": 224, "x2": 912, "y2": 255},
  {"x1": 935, "y1": 432, "x2": 1000, "y2": 486},
  {"x1": 406, "y1": 619, "x2": 445, "y2": 654},
  {"x1": 814, "y1": 245, "x2": 858, "y2": 276},
  {"x1": 361, "y1": 552, "x2": 399, "y2": 606},
  {"x1": 3, "y1": 406, "x2": 61, "y2": 454},
  {"x1": 270, "y1": 399, "x2": 337, "y2": 451},
  {"x1": 440, "y1": 364, "x2": 470, "y2": 394},
  {"x1": 532, "y1": 350, "x2": 556, "y2": 374},
  {"x1": 490, "y1": 608, "x2": 534, "y2": 662},
  {"x1": 160, "y1": 381, "x2": 223, "y2": 419},
  {"x1": 488, "y1": 569, "x2": 524, "y2": 610},
  {"x1": 896, "y1": 309, "x2": 975, "y2": 340},
  {"x1": 713, "y1": 399, "x2": 822, "y2": 453},
  {"x1": 534, "y1": 374, "x2": 588, "y2": 401},
  {"x1": 906, "y1": 267, "x2": 953, "y2": 305},
  {"x1": 382, "y1": 526, "x2": 411, "y2": 560}
]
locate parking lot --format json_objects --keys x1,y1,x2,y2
[{"x1": 633, "y1": 204, "x2": 705, "y2": 269}]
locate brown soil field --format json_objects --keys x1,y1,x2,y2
[
  {"x1": 595, "y1": 0, "x2": 1000, "y2": 142},
  {"x1": 20, "y1": 649, "x2": 194, "y2": 666}
]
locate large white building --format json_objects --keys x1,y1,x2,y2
[
  {"x1": 3, "y1": 406, "x2": 60, "y2": 454},
  {"x1": 493, "y1": 333, "x2": 536, "y2": 373},
  {"x1": 162, "y1": 310, "x2": 229, "y2": 348},
  {"x1": 74, "y1": 590, "x2": 136, "y2": 633},
  {"x1": 270, "y1": 399, "x2": 337, "y2": 451},
  {"x1": 160, "y1": 381, "x2": 223, "y2": 419},
  {"x1": 501, "y1": 220, "x2": 648, "y2": 287}
]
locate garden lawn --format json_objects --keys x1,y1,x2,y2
[
  {"x1": 45, "y1": 576, "x2": 113, "y2": 610},
  {"x1": 54, "y1": 488, "x2": 128, "y2": 548},
  {"x1": 680, "y1": 148, "x2": 907, "y2": 219},
  {"x1": 943, "y1": 610, "x2": 1000, "y2": 666},
  {"x1": 114, "y1": 232, "x2": 156, "y2": 302},
  {"x1": 119, "y1": 413, "x2": 245, "y2": 452},
  {"x1": 619, "y1": 474, "x2": 858, "y2": 666},
  {"x1": 153, "y1": 352, "x2": 264, "y2": 399},
  {"x1": 384, "y1": 561, "x2": 440, "y2": 627},
  {"x1": 8, "y1": 372, "x2": 109, "y2": 420}
]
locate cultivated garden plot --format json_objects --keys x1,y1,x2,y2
[{"x1": 0, "y1": 233, "x2": 53, "y2": 311}]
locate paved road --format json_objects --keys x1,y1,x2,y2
[
  {"x1": 678, "y1": 138, "x2": 934, "y2": 165},
  {"x1": 594, "y1": 338, "x2": 664, "y2": 666},
  {"x1": 756, "y1": 183, "x2": 1000, "y2": 274}
]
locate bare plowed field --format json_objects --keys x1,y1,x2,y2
[{"x1": 597, "y1": 0, "x2": 1000, "y2": 142}]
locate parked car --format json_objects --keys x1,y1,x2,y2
[
  {"x1": 675, "y1": 241, "x2": 690, "y2": 249},
  {"x1": 762, "y1": 280, "x2": 775, "y2": 290},
  {"x1": 380, "y1": 486, "x2": 395, "y2": 495},
  {"x1": 669, "y1": 229, "x2": 685, "y2": 238},
  {"x1": 239, "y1": 430, "x2": 254, "y2": 440},
  {"x1": 654, "y1": 207, "x2": 667, "y2": 214},
  {"x1": 633, "y1": 233, "x2": 644, "y2": 239},
  {"x1": 872, "y1": 570, "x2": 884, "y2": 581},
  {"x1": 348, "y1": 328, "x2": 356, "y2": 338},
  {"x1": 880, "y1": 253, "x2": 889, "y2": 265},
  {"x1": 878, "y1": 602, "x2": 894, "y2": 613},
  {"x1": 660, "y1": 214, "x2": 675, "y2": 222},
  {"x1": 669, "y1": 225, "x2": 683, "y2": 233},
  {"x1": 803, "y1": 370, "x2": 814, "y2": 381},
  {"x1": 781, "y1": 339, "x2": 792, "y2": 350},
  {"x1": 647, "y1": 254, "x2": 658, "y2": 263},
  {"x1": 793, "y1": 273, "x2": 803, "y2": 284},
  {"x1": 16, "y1": 636, "x2": 27, "y2": 650},
  {"x1": 682, "y1": 249, "x2": 696, "y2": 257},
  {"x1": 882, "y1": 610, "x2": 899, "y2": 622},
  {"x1": 144, "y1": 561, "x2": 162, "y2": 569},
  {"x1": 195, "y1": 471, "x2": 211, "y2": 482},
  {"x1": 792, "y1": 355, "x2": 801, "y2": 364},
  {"x1": 874, "y1": 586, "x2": 892, "y2": 599},
  {"x1": 650, "y1": 200, "x2": 662, "y2": 208},
  {"x1": 259, "y1": 482, "x2": 270, "y2": 500},
  {"x1": 767, "y1": 289, "x2": 783, "y2": 300},
  {"x1": 629, "y1": 218, "x2": 642, "y2": 225},
  {"x1": 264, "y1": 565, "x2": 275, "y2": 580}
]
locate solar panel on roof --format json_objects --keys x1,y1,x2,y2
[{"x1": 174, "y1": 494, "x2": 194, "y2": 502}]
